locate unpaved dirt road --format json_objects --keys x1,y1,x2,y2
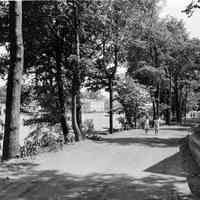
[{"x1": 0, "y1": 126, "x2": 194, "y2": 200}]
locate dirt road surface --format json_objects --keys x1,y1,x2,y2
[{"x1": 0, "y1": 126, "x2": 194, "y2": 200}]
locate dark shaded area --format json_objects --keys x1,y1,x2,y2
[
  {"x1": 0, "y1": 133, "x2": 194, "y2": 199},
  {"x1": 160, "y1": 127, "x2": 190, "y2": 132},
  {"x1": 95, "y1": 128, "x2": 120, "y2": 135},
  {"x1": 0, "y1": 166, "x2": 194, "y2": 200},
  {"x1": 101, "y1": 137, "x2": 183, "y2": 147},
  {"x1": 145, "y1": 152, "x2": 187, "y2": 177},
  {"x1": 0, "y1": 161, "x2": 39, "y2": 177},
  {"x1": 94, "y1": 130, "x2": 108, "y2": 135},
  {"x1": 180, "y1": 137, "x2": 200, "y2": 199}
]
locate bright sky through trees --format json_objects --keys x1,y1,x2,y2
[
  {"x1": 0, "y1": 0, "x2": 200, "y2": 89},
  {"x1": 161, "y1": 0, "x2": 200, "y2": 38}
]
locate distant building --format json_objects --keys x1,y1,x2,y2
[{"x1": 82, "y1": 99, "x2": 106, "y2": 113}]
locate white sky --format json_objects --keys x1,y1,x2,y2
[{"x1": 160, "y1": 0, "x2": 200, "y2": 39}]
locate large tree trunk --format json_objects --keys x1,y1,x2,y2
[
  {"x1": 2, "y1": 1, "x2": 23, "y2": 160},
  {"x1": 72, "y1": 92, "x2": 82, "y2": 141},
  {"x1": 134, "y1": 117, "x2": 137, "y2": 129},
  {"x1": 71, "y1": 0, "x2": 82, "y2": 140},
  {"x1": 109, "y1": 78, "x2": 113, "y2": 134},
  {"x1": 55, "y1": 39, "x2": 69, "y2": 143},
  {"x1": 152, "y1": 44, "x2": 160, "y2": 119},
  {"x1": 152, "y1": 98, "x2": 156, "y2": 126},
  {"x1": 76, "y1": 90, "x2": 82, "y2": 130},
  {"x1": 165, "y1": 108, "x2": 171, "y2": 125}
]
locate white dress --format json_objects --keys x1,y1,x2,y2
[
  {"x1": 144, "y1": 119, "x2": 149, "y2": 129},
  {"x1": 154, "y1": 119, "x2": 160, "y2": 130}
]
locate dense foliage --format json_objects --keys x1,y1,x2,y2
[
  {"x1": 115, "y1": 77, "x2": 150, "y2": 128},
  {"x1": 0, "y1": 0, "x2": 200, "y2": 144}
]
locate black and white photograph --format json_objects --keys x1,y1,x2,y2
[{"x1": 0, "y1": 0, "x2": 200, "y2": 199}]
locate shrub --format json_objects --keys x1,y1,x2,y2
[{"x1": 83, "y1": 119, "x2": 94, "y2": 135}]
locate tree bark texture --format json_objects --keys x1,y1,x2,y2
[
  {"x1": 55, "y1": 39, "x2": 69, "y2": 142},
  {"x1": 72, "y1": 0, "x2": 82, "y2": 141},
  {"x1": 166, "y1": 73, "x2": 172, "y2": 125},
  {"x1": 152, "y1": 98, "x2": 156, "y2": 122},
  {"x1": 2, "y1": 1, "x2": 23, "y2": 160},
  {"x1": 76, "y1": 91, "x2": 82, "y2": 130},
  {"x1": 72, "y1": 92, "x2": 82, "y2": 141}
]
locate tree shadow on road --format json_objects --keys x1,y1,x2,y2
[
  {"x1": 0, "y1": 160, "x2": 39, "y2": 178},
  {"x1": 0, "y1": 167, "x2": 194, "y2": 200},
  {"x1": 160, "y1": 127, "x2": 190, "y2": 132},
  {"x1": 145, "y1": 152, "x2": 188, "y2": 177},
  {"x1": 101, "y1": 137, "x2": 183, "y2": 148}
]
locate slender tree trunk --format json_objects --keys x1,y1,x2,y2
[
  {"x1": 174, "y1": 78, "x2": 181, "y2": 123},
  {"x1": 169, "y1": 73, "x2": 172, "y2": 121},
  {"x1": 152, "y1": 44, "x2": 160, "y2": 119},
  {"x1": 76, "y1": 90, "x2": 82, "y2": 130},
  {"x1": 109, "y1": 78, "x2": 113, "y2": 134},
  {"x1": 60, "y1": 116, "x2": 69, "y2": 143},
  {"x1": 165, "y1": 100, "x2": 170, "y2": 125},
  {"x1": 155, "y1": 83, "x2": 160, "y2": 118},
  {"x1": 184, "y1": 89, "x2": 187, "y2": 121},
  {"x1": 2, "y1": 1, "x2": 23, "y2": 160},
  {"x1": 134, "y1": 101, "x2": 138, "y2": 128},
  {"x1": 166, "y1": 73, "x2": 172, "y2": 125},
  {"x1": 179, "y1": 88, "x2": 183, "y2": 124},
  {"x1": 134, "y1": 115, "x2": 137, "y2": 129},
  {"x1": 184, "y1": 84, "x2": 190, "y2": 120},
  {"x1": 71, "y1": 0, "x2": 82, "y2": 140},
  {"x1": 152, "y1": 98, "x2": 156, "y2": 123}
]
